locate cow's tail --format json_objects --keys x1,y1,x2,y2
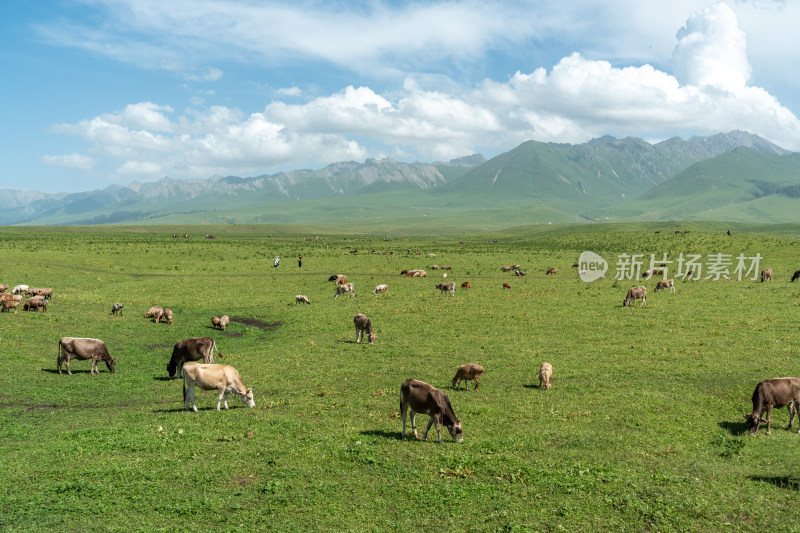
[{"x1": 213, "y1": 339, "x2": 223, "y2": 358}]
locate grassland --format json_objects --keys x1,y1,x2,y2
[{"x1": 1, "y1": 223, "x2": 800, "y2": 532}]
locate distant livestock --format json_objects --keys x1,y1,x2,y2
[
  {"x1": 58, "y1": 337, "x2": 116, "y2": 375},
  {"x1": 539, "y1": 362, "x2": 553, "y2": 390},
  {"x1": 623, "y1": 286, "x2": 647, "y2": 307},
  {"x1": 654, "y1": 279, "x2": 675, "y2": 293},
  {"x1": 460, "y1": 281, "x2": 471, "y2": 289},
  {"x1": 545, "y1": 268, "x2": 558, "y2": 275},
  {"x1": 295, "y1": 295, "x2": 311, "y2": 305},
  {"x1": 162, "y1": 308, "x2": 173, "y2": 324},
  {"x1": 218, "y1": 315, "x2": 230, "y2": 331},
  {"x1": 791, "y1": 269, "x2": 800, "y2": 282},
  {"x1": 354, "y1": 313, "x2": 376, "y2": 344},
  {"x1": 334, "y1": 283, "x2": 355, "y2": 299},
  {"x1": 23, "y1": 298, "x2": 47, "y2": 312},
  {"x1": 12, "y1": 285, "x2": 29, "y2": 295},
  {"x1": 212, "y1": 316, "x2": 221, "y2": 328},
  {"x1": 501, "y1": 266, "x2": 513, "y2": 272},
  {"x1": 451, "y1": 363, "x2": 484, "y2": 391},
  {"x1": 760, "y1": 268, "x2": 773, "y2": 283},
  {"x1": 182, "y1": 362, "x2": 255, "y2": 412},
  {"x1": 514, "y1": 270, "x2": 526, "y2": 276},
  {"x1": 744, "y1": 377, "x2": 800, "y2": 435},
  {"x1": 372, "y1": 284, "x2": 388, "y2": 295},
  {"x1": 167, "y1": 337, "x2": 222, "y2": 379},
  {"x1": 1, "y1": 299, "x2": 20, "y2": 313},
  {"x1": 402, "y1": 269, "x2": 427, "y2": 277},
  {"x1": 111, "y1": 303, "x2": 124, "y2": 315},
  {"x1": 28, "y1": 287, "x2": 53, "y2": 298},
  {"x1": 145, "y1": 306, "x2": 164, "y2": 322},
  {"x1": 435, "y1": 282, "x2": 456, "y2": 296},
  {"x1": 502, "y1": 283, "x2": 511, "y2": 289},
  {"x1": 400, "y1": 379, "x2": 463, "y2": 443}
]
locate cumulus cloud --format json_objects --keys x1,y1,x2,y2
[
  {"x1": 47, "y1": 2, "x2": 800, "y2": 182},
  {"x1": 41, "y1": 153, "x2": 96, "y2": 171}
]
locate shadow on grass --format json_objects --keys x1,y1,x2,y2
[
  {"x1": 359, "y1": 429, "x2": 403, "y2": 440},
  {"x1": 719, "y1": 420, "x2": 749, "y2": 436},
  {"x1": 153, "y1": 376, "x2": 174, "y2": 382},
  {"x1": 750, "y1": 475, "x2": 800, "y2": 490},
  {"x1": 152, "y1": 407, "x2": 188, "y2": 413},
  {"x1": 42, "y1": 368, "x2": 94, "y2": 374},
  {"x1": 522, "y1": 384, "x2": 544, "y2": 390}
]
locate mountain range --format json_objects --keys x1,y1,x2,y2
[{"x1": 3, "y1": 131, "x2": 798, "y2": 228}]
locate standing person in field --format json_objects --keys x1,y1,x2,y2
[
  {"x1": 274, "y1": 256, "x2": 280, "y2": 268},
  {"x1": 298, "y1": 255, "x2": 303, "y2": 268}
]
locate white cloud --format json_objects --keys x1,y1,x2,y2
[
  {"x1": 41, "y1": 153, "x2": 96, "y2": 171},
  {"x1": 46, "y1": 2, "x2": 800, "y2": 183}
]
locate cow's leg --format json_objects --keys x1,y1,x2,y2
[
  {"x1": 187, "y1": 383, "x2": 197, "y2": 412},
  {"x1": 65, "y1": 355, "x2": 72, "y2": 375},
  {"x1": 474, "y1": 376, "x2": 479, "y2": 391},
  {"x1": 355, "y1": 327, "x2": 361, "y2": 343},
  {"x1": 410, "y1": 411, "x2": 420, "y2": 439},
  {"x1": 90, "y1": 357, "x2": 97, "y2": 375},
  {"x1": 788, "y1": 402, "x2": 796, "y2": 430},
  {"x1": 401, "y1": 402, "x2": 408, "y2": 437},
  {"x1": 422, "y1": 416, "x2": 435, "y2": 441},
  {"x1": 766, "y1": 405, "x2": 773, "y2": 435},
  {"x1": 217, "y1": 387, "x2": 226, "y2": 411}
]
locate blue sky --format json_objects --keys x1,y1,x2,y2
[{"x1": 2, "y1": 0, "x2": 800, "y2": 193}]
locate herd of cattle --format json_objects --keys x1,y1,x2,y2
[{"x1": 5, "y1": 259, "x2": 798, "y2": 441}]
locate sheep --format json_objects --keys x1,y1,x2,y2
[
  {"x1": 451, "y1": 363, "x2": 484, "y2": 391},
  {"x1": 218, "y1": 315, "x2": 230, "y2": 331},
  {"x1": 371, "y1": 284, "x2": 388, "y2": 295},
  {"x1": 295, "y1": 295, "x2": 311, "y2": 304},
  {"x1": 460, "y1": 281, "x2": 471, "y2": 289},
  {"x1": 539, "y1": 362, "x2": 553, "y2": 390},
  {"x1": 12, "y1": 285, "x2": 29, "y2": 295},
  {"x1": 28, "y1": 287, "x2": 53, "y2": 298}
]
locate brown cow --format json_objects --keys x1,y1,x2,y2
[
  {"x1": 501, "y1": 265, "x2": 513, "y2": 272},
  {"x1": 791, "y1": 269, "x2": 800, "y2": 282},
  {"x1": 400, "y1": 379, "x2": 463, "y2": 443},
  {"x1": 23, "y1": 298, "x2": 47, "y2": 312},
  {"x1": 460, "y1": 281, "x2": 471, "y2": 289},
  {"x1": 435, "y1": 282, "x2": 456, "y2": 296},
  {"x1": 162, "y1": 308, "x2": 173, "y2": 324},
  {"x1": 58, "y1": 337, "x2": 116, "y2": 375},
  {"x1": 182, "y1": 362, "x2": 255, "y2": 412},
  {"x1": 502, "y1": 283, "x2": 511, "y2": 289},
  {"x1": 354, "y1": 313, "x2": 376, "y2": 344},
  {"x1": 451, "y1": 363, "x2": 484, "y2": 391},
  {"x1": 760, "y1": 268, "x2": 773, "y2": 282},
  {"x1": 545, "y1": 268, "x2": 558, "y2": 275},
  {"x1": 654, "y1": 279, "x2": 675, "y2": 293},
  {"x1": 1, "y1": 299, "x2": 20, "y2": 313},
  {"x1": 167, "y1": 337, "x2": 222, "y2": 378},
  {"x1": 145, "y1": 306, "x2": 164, "y2": 322},
  {"x1": 623, "y1": 286, "x2": 647, "y2": 307},
  {"x1": 744, "y1": 377, "x2": 800, "y2": 435},
  {"x1": 28, "y1": 287, "x2": 53, "y2": 298}
]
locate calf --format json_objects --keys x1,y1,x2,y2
[
  {"x1": 295, "y1": 295, "x2": 311, "y2": 304},
  {"x1": 654, "y1": 279, "x2": 675, "y2": 293},
  {"x1": 400, "y1": 379, "x2": 463, "y2": 443},
  {"x1": 371, "y1": 284, "x2": 388, "y2": 295},
  {"x1": 111, "y1": 303, "x2": 124, "y2": 315},
  {"x1": 435, "y1": 282, "x2": 456, "y2": 296},
  {"x1": 451, "y1": 363, "x2": 484, "y2": 391},
  {"x1": 622, "y1": 286, "x2": 647, "y2": 307},
  {"x1": 334, "y1": 283, "x2": 355, "y2": 299},
  {"x1": 744, "y1": 377, "x2": 800, "y2": 435},
  {"x1": 460, "y1": 281, "x2": 471, "y2": 290},
  {"x1": 58, "y1": 337, "x2": 116, "y2": 375},
  {"x1": 354, "y1": 313, "x2": 376, "y2": 344},
  {"x1": 760, "y1": 268, "x2": 773, "y2": 282},
  {"x1": 167, "y1": 337, "x2": 223, "y2": 378},
  {"x1": 539, "y1": 362, "x2": 553, "y2": 390},
  {"x1": 182, "y1": 362, "x2": 255, "y2": 412}
]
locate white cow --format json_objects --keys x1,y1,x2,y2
[{"x1": 182, "y1": 362, "x2": 255, "y2": 412}]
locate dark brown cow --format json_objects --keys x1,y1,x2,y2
[
  {"x1": 167, "y1": 337, "x2": 222, "y2": 378},
  {"x1": 400, "y1": 379, "x2": 463, "y2": 443},
  {"x1": 502, "y1": 283, "x2": 511, "y2": 289},
  {"x1": 791, "y1": 269, "x2": 800, "y2": 282},
  {"x1": 58, "y1": 337, "x2": 116, "y2": 375},
  {"x1": 623, "y1": 286, "x2": 647, "y2": 307},
  {"x1": 744, "y1": 377, "x2": 800, "y2": 435},
  {"x1": 460, "y1": 281, "x2": 471, "y2": 289}
]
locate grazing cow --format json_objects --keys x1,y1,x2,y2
[
  {"x1": 218, "y1": 315, "x2": 229, "y2": 331},
  {"x1": 791, "y1": 269, "x2": 800, "y2": 282},
  {"x1": 622, "y1": 286, "x2": 647, "y2": 307},
  {"x1": 400, "y1": 379, "x2": 463, "y2": 443},
  {"x1": 334, "y1": 283, "x2": 355, "y2": 299},
  {"x1": 572, "y1": 263, "x2": 579, "y2": 268},
  {"x1": 295, "y1": 294, "x2": 311, "y2": 304},
  {"x1": 328, "y1": 275, "x2": 340, "y2": 282},
  {"x1": 167, "y1": 337, "x2": 223, "y2": 378},
  {"x1": 451, "y1": 363, "x2": 484, "y2": 391},
  {"x1": 460, "y1": 281, "x2": 471, "y2": 289},
  {"x1": 441, "y1": 266, "x2": 452, "y2": 271},
  {"x1": 744, "y1": 377, "x2": 800, "y2": 435},
  {"x1": 654, "y1": 279, "x2": 675, "y2": 293},
  {"x1": 57, "y1": 337, "x2": 116, "y2": 375},
  {"x1": 145, "y1": 306, "x2": 164, "y2": 322},
  {"x1": 12, "y1": 285, "x2": 29, "y2": 295},
  {"x1": 0, "y1": 283, "x2": 7, "y2": 293},
  {"x1": 501, "y1": 265, "x2": 513, "y2": 272},
  {"x1": 111, "y1": 303, "x2": 124, "y2": 315},
  {"x1": 502, "y1": 283, "x2": 511, "y2": 289},
  {"x1": 431, "y1": 265, "x2": 440, "y2": 270},
  {"x1": 354, "y1": 313, "x2": 376, "y2": 344},
  {"x1": 435, "y1": 282, "x2": 456, "y2": 296},
  {"x1": 1, "y1": 299, "x2": 20, "y2": 313},
  {"x1": 182, "y1": 362, "x2": 255, "y2": 412},
  {"x1": 162, "y1": 308, "x2": 173, "y2": 324},
  {"x1": 23, "y1": 298, "x2": 47, "y2": 312},
  {"x1": 545, "y1": 268, "x2": 558, "y2": 275},
  {"x1": 371, "y1": 284, "x2": 388, "y2": 295},
  {"x1": 212, "y1": 316, "x2": 221, "y2": 328},
  {"x1": 514, "y1": 270, "x2": 526, "y2": 276},
  {"x1": 760, "y1": 268, "x2": 773, "y2": 283},
  {"x1": 28, "y1": 287, "x2": 53, "y2": 298},
  {"x1": 539, "y1": 362, "x2": 553, "y2": 390}
]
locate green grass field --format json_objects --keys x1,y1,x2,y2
[{"x1": 1, "y1": 224, "x2": 800, "y2": 532}]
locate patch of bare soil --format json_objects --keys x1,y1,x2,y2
[{"x1": 230, "y1": 317, "x2": 282, "y2": 329}]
